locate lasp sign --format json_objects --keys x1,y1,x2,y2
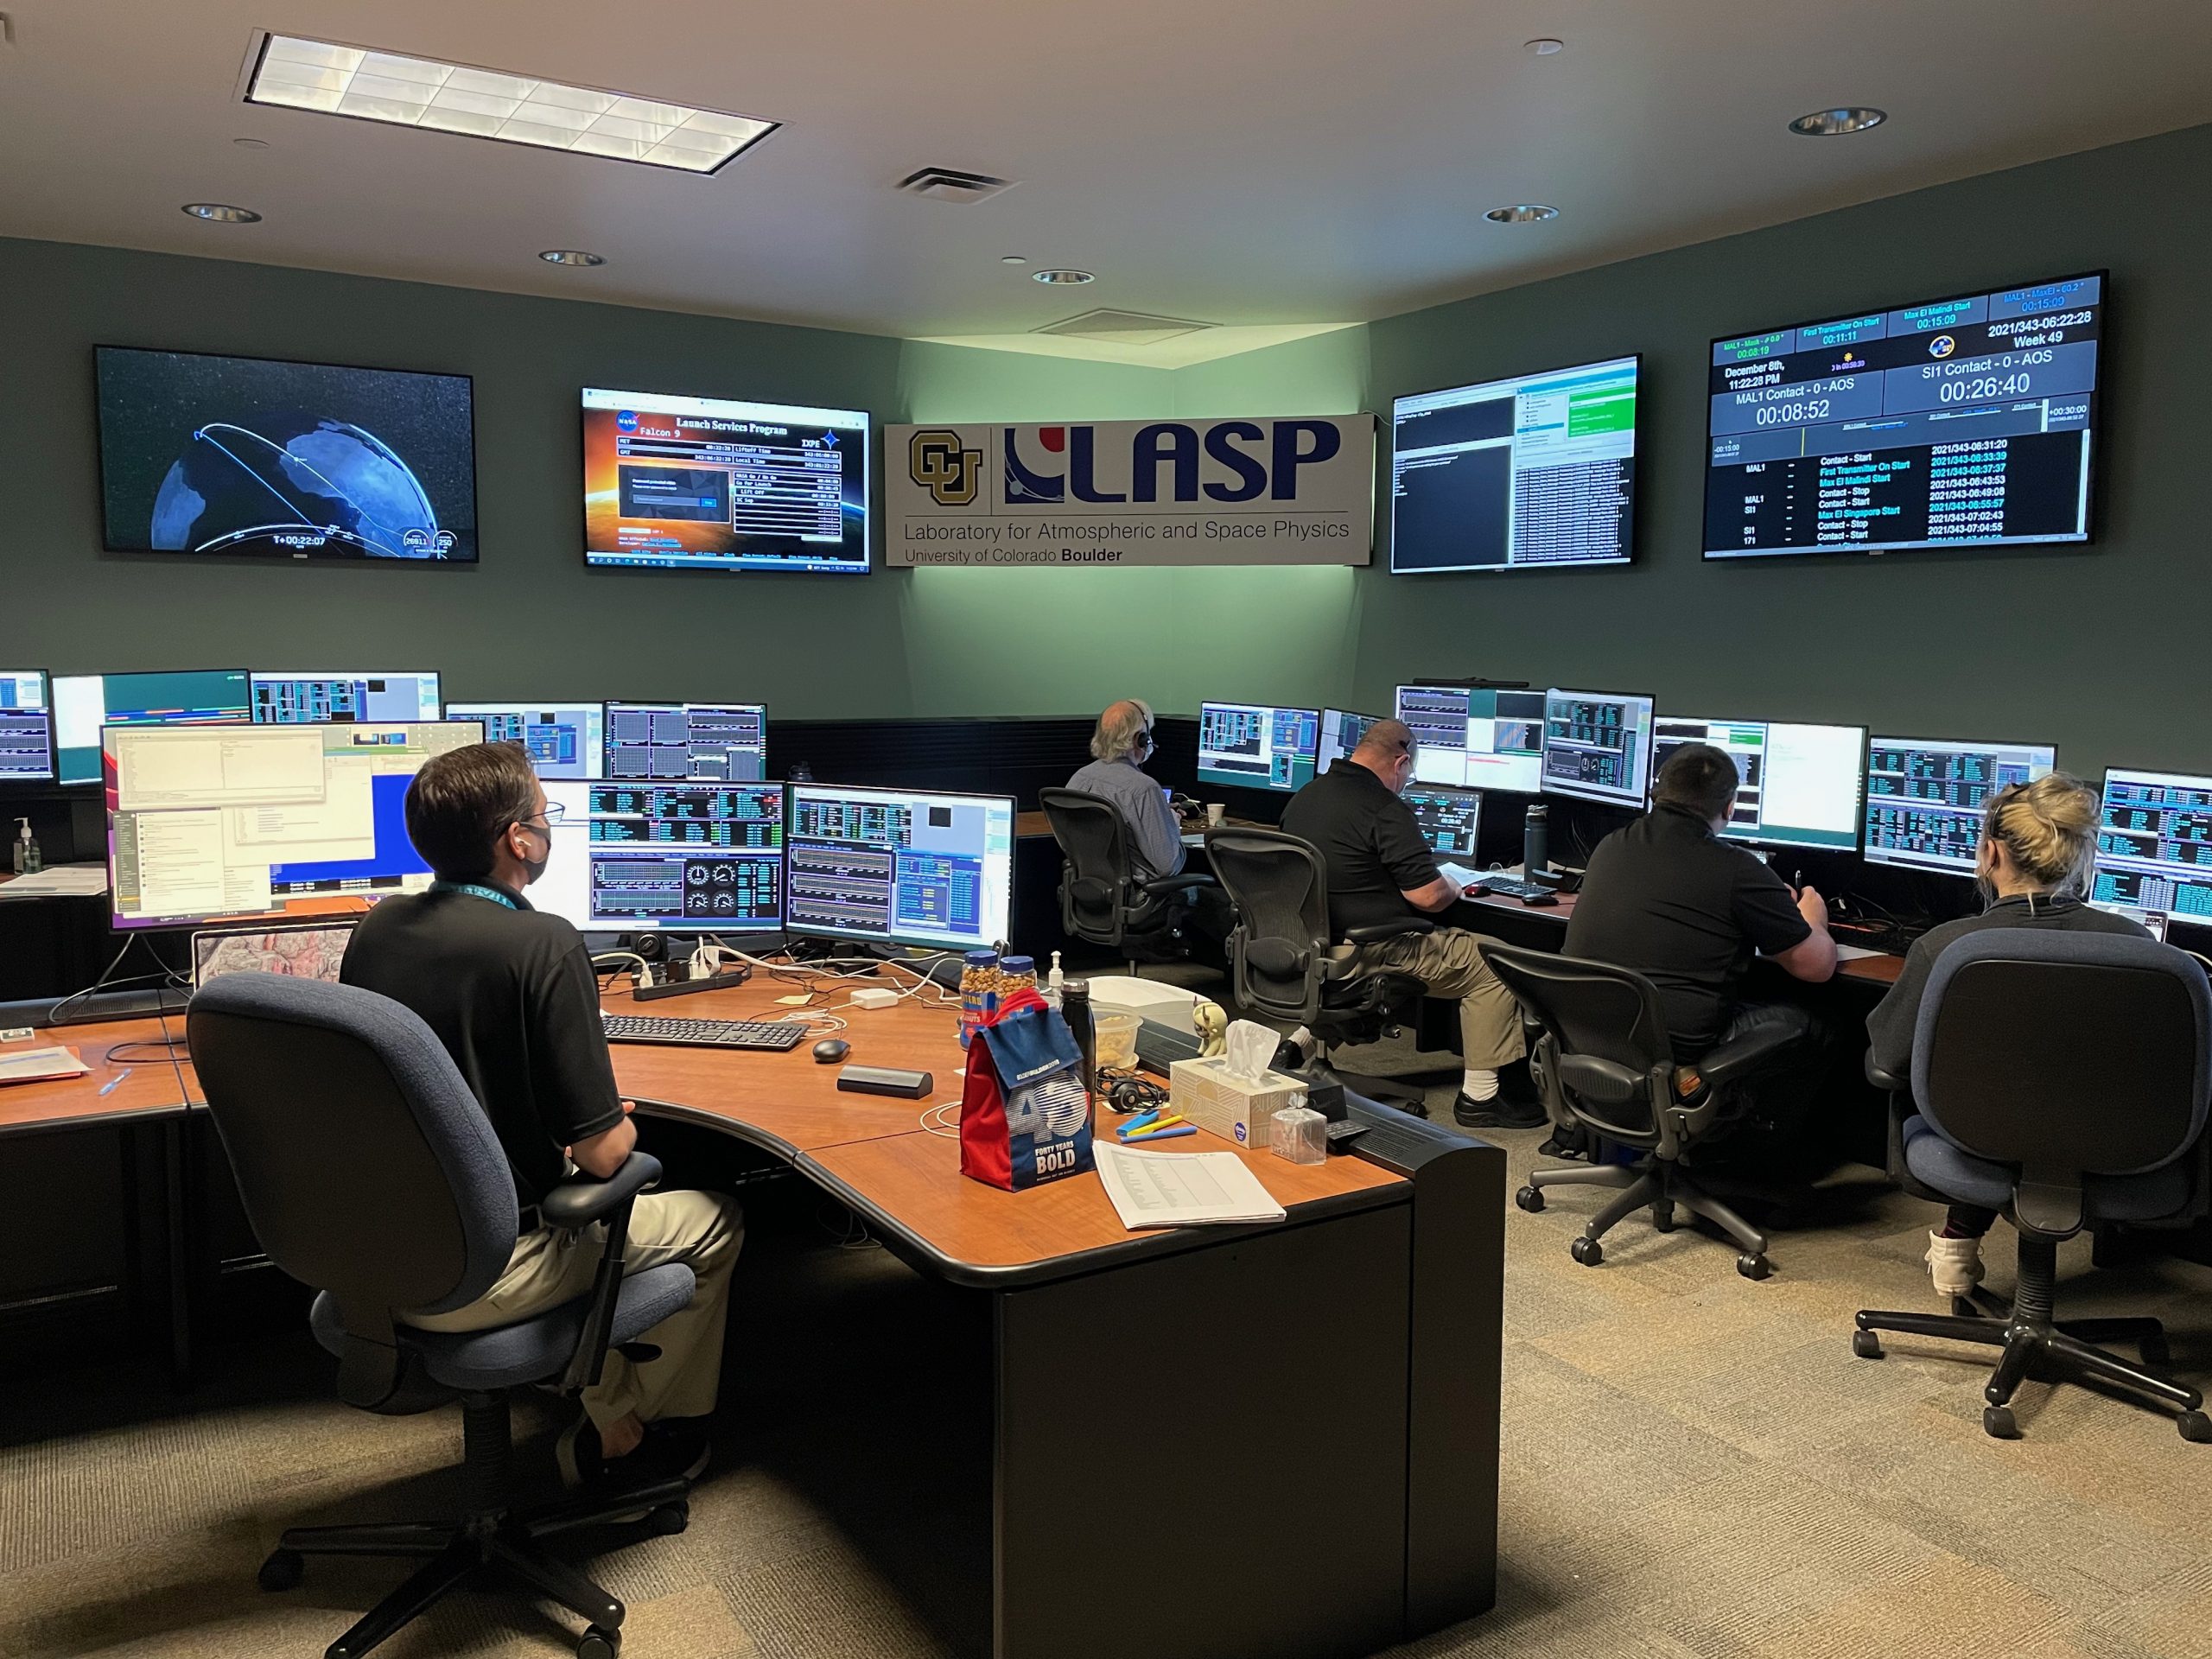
[{"x1": 886, "y1": 416, "x2": 1376, "y2": 566}]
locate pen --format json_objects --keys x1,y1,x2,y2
[
  {"x1": 1124, "y1": 1124, "x2": 1195, "y2": 1141},
  {"x1": 99, "y1": 1067, "x2": 132, "y2": 1097}
]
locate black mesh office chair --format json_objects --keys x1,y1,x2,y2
[
  {"x1": 190, "y1": 972, "x2": 702, "y2": 1659},
  {"x1": 1039, "y1": 787, "x2": 1218, "y2": 974},
  {"x1": 1204, "y1": 826, "x2": 1433, "y2": 1103},
  {"x1": 1850, "y1": 930, "x2": 2212, "y2": 1442},
  {"x1": 1483, "y1": 942, "x2": 1815, "y2": 1279}
]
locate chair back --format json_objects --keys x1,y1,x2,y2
[
  {"x1": 1205, "y1": 827, "x2": 1332, "y2": 1024},
  {"x1": 1916, "y1": 930, "x2": 2212, "y2": 1181},
  {"x1": 1039, "y1": 787, "x2": 1140, "y2": 947},
  {"x1": 188, "y1": 973, "x2": 520, "y2": 1406},
  {"x1": 1481, "y1": 943, "x2": 1675, "y2": 1143}
]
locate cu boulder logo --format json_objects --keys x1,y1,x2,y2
[{"x1": 908, "y1": 428, "x2": 982, "y2": 506}]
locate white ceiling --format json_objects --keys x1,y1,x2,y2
[{"x1": 4, "y1": 0, "x2": 2209, "y2": 359}]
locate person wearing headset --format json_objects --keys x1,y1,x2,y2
[
  {"x1": 1066, "y1": 698, "x2": 1187, "y2": 880},
  {"x1": 1866, "y1": 772, "x2": 2150, "y2": 1303}
]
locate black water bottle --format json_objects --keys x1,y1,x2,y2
[
  {"x1": 1062, "y1": 980, "x2": 1097, "y2": 1103},
  {"x1": 1524, "y1": 804, "x2": 1549, "y2": 878}
]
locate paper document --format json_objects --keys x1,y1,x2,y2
[
  {"x1": 1440, "y1": 861, "x2": 1483, "y2": 891},
  {"x1": 1834, "y1": 944, "x2": 1885, "y2": 961},
  {"x1": 1093, "y1": 1140, "x2": 1287, "y2": 1231},
  {"x1": 0, "y1": 863, "x2": 111, "y2": 899},
  {"x1": 0, "y1": 1046, "x2": 91, "y2": 1085}
]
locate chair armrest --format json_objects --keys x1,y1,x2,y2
[
  {"x1": 1695, "y1": 1023, "x2": 1808, "y2": 1094},
  {"x1": 1141, "y1": 873, "x2": 1218, "y2": 893},
  {"x1": 542, "y1": 1150, "x2": 663, "y2": 1230},
  {"x1": 1865, "y1": 1052, "x2": 1907, "y2": 1093},
  {"x1": 1343, "y1": 918, "x2": 1434, "y2": 944}
]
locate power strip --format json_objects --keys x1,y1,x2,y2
[{"x1": 631, "y1": 963, "x2": 753, "y2": 1002}]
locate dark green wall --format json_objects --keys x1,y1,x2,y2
[{"x1": 1180, "y1": 122, "x2": 2212, "y2": 782}]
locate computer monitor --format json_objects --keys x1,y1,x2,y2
[
  {"x1": 531, "y1": 779, "x2": 785, "y2": 932},
  {"x1": 1863, "y1": 736, "x2": 2056, "y2": 874},
  {"x1": 1649, "y1": 718, "x2": 1868, "y2": 851},
  {"x1": 1395, "y1": 683, "x2": 1547, "y2": 794},
  {"x1": 1541, "y1": 689, "x2": 1656, "y2": 809},
  {"x1": 251, "y1": 671, "x2": 443, "y2": 724},
  {"x1": 1316, "y1": 709, "x2": 1382, "y2": 774},
  {"x1": 105, "y1": 719, "x2": 483, "y2": 930},
  {"x1": 0, "y1": 671, "x2": 54, "y2": 782},
  {"x1": 603, "y1": 702, "x2": 767, "y2": 782},
  {"x1": 1404, "y1": 784, "x2": 1483, "y2": 858},
  {"x1": 1197, "y1": 702, "x2": 1321, "y2": 793},
  {"x1": 2093, "y1": 769, "x2": 2212, "y2": 929},
  {"x1": 442, "y1": 702, "x2": 606, "y2": 779},
  {"x1": 54, "y1": 670, "x2": 252, "y2": 785},
  {"x1": 785, "y1": 784, "x2": 1015, "y2": 951}
]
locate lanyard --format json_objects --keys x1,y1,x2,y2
[{"x1": 429, "y1": 880, "x2": 519, "y2": 911}]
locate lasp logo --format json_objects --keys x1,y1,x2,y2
[
  {"x1": 908, "y1": 428, "x2": 982, "y2": 505},
  {"x1": 1004, "y1": 421, "x2": 1344, "y2": 505}
]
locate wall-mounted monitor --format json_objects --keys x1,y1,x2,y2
[
  {"x1": 532, "y1": 780, "x2": 786, "y2": 933},
  {"x1": 251, "y1": 671, "x2": 442, "y2": 725},
  {"x1": 2093, "y1": 769, "x2": 2212, "y2": 930},
  {"x1": 1862, "y1": 736, "x2": 2056, "y2": 874},
  {"x1": 1704, "y1": 272, "x2": 2101, "y2": 561},
  {"x1": 444, "y1": 702, "x2": 606, "y2": 780},
  {"x1": 0, "y1": 671, "x2": 54, "y2": 782},
  {"x1": 1197, "y1": 702, "x2": 1321, "y2": 794},
  {"x1": 54, "y1": 671, "x2": 252, "y2": 786},
  {"x1": 582, "y1": 387, "x2": 869, "y2": 575},
  {"x1": 1391, "y1": 355, "x2": 1638, "y2": 573},
  {"x1": 95, "y1": 346, "x2": 477, "y2": 562},
  {"x1": 1650, "y1": 718, "x2": 1868, "y2": 851},
  {"x1": 1395, "y1": 683, "x2": 1546, "y2": 795},
  {"x1": 1540, "y1": 689, "x2": 1656, "y2": 809},
  {"x1": 785, "y1": 784, "x2": 1014, "y2": 950}
]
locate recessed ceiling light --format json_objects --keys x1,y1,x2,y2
[
  {"x1": 181, "y1": 202, "x2": 262, "y2": 223},
  {"x1": 539, "y1": 249, "x2": 605, "y2": 267},
  {"x1": 1484, "y1": 204, "x2": 1558, "y2": 224},
  {"x1": 1033, "y1": 268, "x2": 1095, "y2": 285},
  {"x1": 245, "y1": 33, "x2": 778, "y2": 175},
  {"x1": 1789, "y1": 106, "x2": 1887, "y2": 137},
  {"x1": 1001, "y1": 255, "x2": 1028, "y2": 265},
  {"x1": 1523, "y1": 38, "x2": 1564, "y2": 55}
]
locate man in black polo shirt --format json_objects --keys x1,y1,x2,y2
[
  {"x1": 342, "y1": 742, "x2": 741, "y2": 1490},
  {"x1": 1281, "y1": 720, "x2": 1536, "y2": 1128},
  {"x1": 1565, "y1": 741, "x2": 1838, "y2": 1056}
]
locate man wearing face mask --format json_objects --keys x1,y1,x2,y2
[
  {"x1": 1281, "y1": 720, "x2": 1537, "y2": 1128},
  {"x1": 342, "y1": 741, "x2": 742, "y2": 1494}
]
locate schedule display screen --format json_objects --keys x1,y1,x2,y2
[{"x1": 1704, "y1": 272, "x2": 2101, "y2": 561}]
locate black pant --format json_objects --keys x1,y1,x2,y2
[{"x1": 1681, "y1": 1001, "x2": 1834, "y2": 1177}]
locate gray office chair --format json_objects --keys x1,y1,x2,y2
[
  {"x1": 1039, "y1": 787, "x2": 1218, "y2": 975},
  {"x1": 188, "y1": 973, "x2": 700, "y2": 1659},
  {"x1": 1850, "y1": 930, "x2": 2212, "y2": 1442}
]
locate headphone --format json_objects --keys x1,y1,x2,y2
[{"x1": 1130, "y1": 699, "x2": 1156, "y2": 759}]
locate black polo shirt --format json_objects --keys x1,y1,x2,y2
[
  {"x1": 1280, "y1": 760, "x2": 1442, "y2": 936},
  {"x1": 341, "y1": 883, "x2": 625, "y2": 1208},
  {"x1": 1562, "y1": 804, "x2": 1812, "y2": 1052}
]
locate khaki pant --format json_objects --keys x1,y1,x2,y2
[
  {"x1": 1355, "y1": 927, "x2": 1526, "y2": 1071},
  {"x1": 406, "y1": 1189, "x2": 743, "y2": 1432}
]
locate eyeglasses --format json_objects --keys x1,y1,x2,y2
[{"x1": 514, "y1": 802, "x2": 567, "y2": 832}]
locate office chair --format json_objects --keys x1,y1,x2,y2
[
  {"x1": 1203, "y1": 826, "x2": 1433, "y2": 1107},
  {"x1": 188, "y1": 973, "x2": 701, "y2": 1659},
  {"x1": 1039, "y1": 787, "x2": 1220, "y2": 976},
  {"x1": 1483, "y1": 943, "x2": 1815, "y2": 1279},
  {"x1": 1849, "y1": 931, "x2": 2212, "y2": 1442}
]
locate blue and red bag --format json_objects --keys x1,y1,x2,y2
[{"x1": 959, "y1": 988, "x2": 1095, "y2": 1190}]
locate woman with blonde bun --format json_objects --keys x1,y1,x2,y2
[{"x1": 1866, "y1": 772, "x2": 2148, "y2": 1301}]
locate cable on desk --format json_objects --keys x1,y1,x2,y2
[{"x1": 919, "y1": 1101, "x2": 963, "y2": 1138}]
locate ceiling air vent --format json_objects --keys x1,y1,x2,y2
[
  {"x1": 1033, "y1": 309, "x2": 1217, "y2": 348},
  {"x1": 897, "y1": 167, "x2": 1015, "y2": 203}
]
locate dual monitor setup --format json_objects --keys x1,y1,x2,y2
[{"x1": 4, "y1": 669, "x2": 1011, "y2": 953}]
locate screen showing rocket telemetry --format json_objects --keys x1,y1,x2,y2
[{"x1": 1703, "y1": 272, "x2": 2101, "y2": 561}]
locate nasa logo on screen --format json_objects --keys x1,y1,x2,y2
[
  {"x1": 617, "y1": 410, "x2": 640, "y2": 433},
  {"x1": 1928, "y1": 334, "x2": 1956, "y2": 359}
]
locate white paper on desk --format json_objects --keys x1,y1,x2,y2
[
  {"x1": 1439, "y1": 861, "x2": 1483, "y2": 891},
  {"x1": 0, "y1": 1046, "x2": 90, "y2": 1084},
  {"x1": 0, "y1": 863, "x2": 111, "y2": 899},
  {"x1": 1834, "y1": 944, "x2": 1883, "y2": 961},
  {"x1": 1093, "y1": 1140, "x2": 1287, "y2": 1231}
]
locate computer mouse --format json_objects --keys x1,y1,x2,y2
[
  {"x1": 1521, "y1": 891, "x2": 1560, "y2": 907},
  {"x1": 812, "y1": 1039, "x2": 851, "y2": 1064}
]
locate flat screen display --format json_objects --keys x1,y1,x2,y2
[
  {"x1": 2093, "y1": 769, "x2": 2212, "y2": 928},
  {"x1": 603, "y1": 702, "x2": 766, "y2": 782},
  {"x1": 1704, "y1": 272, "x2": 2101, "y2": 560},
  {"x1": 1404, "y1": 784, "x2": 1483, "y2": 858},
  {"x1": 0, "y1": 671, "x2": 54, "y2": 782},
  {"x1": 785, "y1": 784, "x2": 1014, "y2": 950},
  {"x1": 1540, "y1": 689, "x2": 1656, "y2": 809},
  {"x1": 1316, "y1": 709, "x2": 1382, "y2": 774},
  {"x1": 1650, "y1": 718, "x2": 1867, "y2": 851},
  {"x1": 532, "y1": 779, "x2": 786, "y2": 933},
  {"x1": 1395, "y1": 683, "x2": 1546, "y2": 794},
  {"x1": 54, "y1": 670, "x2": 252, "y2": 786},
  {"x1": 1197, "y1": 703, "x2": 1320, "y2": 793},
  {"x1": 95, "y1": 347, "x2": 477, "y2": 562},
  {"x1": 1392, "y1": 356, "x2": 1638, "y2": 572},
  {"x1": 1862, "y1": 736, "x2": 2056, "y2": 874},
  {"x1": 582, "y1": 388, "x2": 869, "y2": 575},
  {"x1": 251, "y1": 671, "x2": 442, "y2": 724},
  {"x1": 444, "y1": 702, "x2": 606, "y2": 779}
]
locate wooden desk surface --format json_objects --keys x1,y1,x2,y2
[
  {"x1": 606, "y1": 974, "x2": 969, "y2": 1156},
  {"x1": 0, "y1": 1016, "x2": 195, "y2": 1138}
]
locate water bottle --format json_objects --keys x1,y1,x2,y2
[
  {"x1": 1062, "y1": 979, "x2": 1097, "y2": 1103},
  {"x1": 1523, "y1": 803, "x2": 1549, "y2": 878}
]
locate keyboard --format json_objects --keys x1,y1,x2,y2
[
  {"x1": 601, "y1": 1014, "x2": 810, "y2": 1052},
  {"x1": 1471, "y1": 875, "x2": 1552, "y2": 899}
]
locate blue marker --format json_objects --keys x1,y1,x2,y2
[{"x1": 1119, "y1": 1109, "x2": 1160, "y2": 1136}]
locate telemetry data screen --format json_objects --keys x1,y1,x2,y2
[
  {"x1": 443, "y1": 702, "x2": 606, "y2": 779},
  {"x1": 1650, "y1": 719, "x2": 1866, "y2": 851},
  {"x1": 2094, "y1": 769, "x2": 2212, "y2": 925},
  {"x1": 1197, "y1": 703, "x2": 1321, "y2": 793},
  {"x1": 1396, "y1": 684, "x2": 1546, "y2": 795},
  {"x1": 1863, "y1": 737, "x2": 2056, "y2": 874},
  {"x1": 1540, "y1": 690, "x2": 1655, "y2": 809}
]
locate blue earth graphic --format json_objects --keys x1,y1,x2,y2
[{"x1": 149, "y1": 416, "x2": 448, "y2": 558}]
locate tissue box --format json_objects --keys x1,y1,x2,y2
[{"x1": 1168, "y1": 1057, "x2": 1304, "y2": 1149}]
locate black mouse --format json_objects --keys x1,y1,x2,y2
[
  {"x1": 1520, "y1": 891, "x2": 1560, "y2": 907},
  {"x1": 812, "y1": 1039, "x2": 851, "y2": 1064}
]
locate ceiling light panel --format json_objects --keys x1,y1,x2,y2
[{"x1": 245, "y1": 35, "x2": 778, "y2": 174}]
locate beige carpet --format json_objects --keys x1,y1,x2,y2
[{"x1": 4, "y1": 1103, "x2": 2210, "y2": 1659}]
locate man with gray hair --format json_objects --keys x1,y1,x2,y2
[{"x1": 1066, "y1": 697, "x2": 1185, "y2": 879}]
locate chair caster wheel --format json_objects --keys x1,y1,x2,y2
[
  {"x1": 647, "y1": 1502, "x2": 689, "y2": 1536},
  {"x1": 2142, "y1": 1335, "x2": 2173, "y2": 1367},
  {"x1": 2178, "y1": 1410, "x2": 2212, "y2": 1444},
  {"x1": 1650, "y1": 1203, "x2": 1675, "y2": 1233},
  {"x1": 1569, "y1": 1236, "x2": 1602, "y2": 1267},
  {"x1": 1852, "y1": 1331, "x2": 1882, "y2": 1360},
  {"x1": 1515, "y1": 1185, "x2": 1545, "y2": 1213},
  {"x1": 257, "y1": 1548, "x2": 303, "y2": 1592},
  {"x1": 1737, "y1": 1253, "x2": 1771, "y2": 1281},
  {"x1": 577, "y1": 1625, "x2": 622, "y2": 1659},
  {"x1": 1983, "y1": 1405, "x2": 2019, "y2": 1440}
]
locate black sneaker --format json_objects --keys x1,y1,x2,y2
[
  {"x1": 557, "y1": 1415, "x2": 711, "y2": 1494},
  {"x1": 1454, "y1": 1092, "x2": 1548, "y2": 1129}
]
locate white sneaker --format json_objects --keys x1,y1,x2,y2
[{"x1": 1925, "y1": 1230, "x2": 1985, "y2": 1298}]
